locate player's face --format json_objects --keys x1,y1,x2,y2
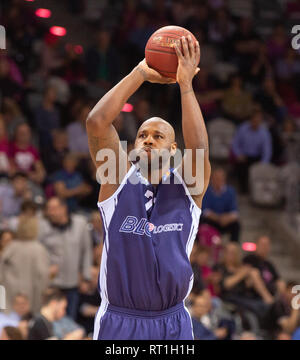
[{"x1": 134, "y1": 120, "x2": 176, "y2": 169}]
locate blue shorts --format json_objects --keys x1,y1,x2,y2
[{"x1": 94, "y1": 302, "x2": 194, "y2": 340}]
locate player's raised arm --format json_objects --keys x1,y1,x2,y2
[{"x1": 174, "y1": 36, "x2": 211, "y2": 208}]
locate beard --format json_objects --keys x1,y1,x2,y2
[{"x1": 129, "y1": 147, "x2": 172, "y2": 181}]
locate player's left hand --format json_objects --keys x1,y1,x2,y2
[
  {"x1": 174, "y1": 35, "x2": 200, "y2": 86},
  {"x1": 137, "y1": 59, "x2": 176, "y2": 84}
]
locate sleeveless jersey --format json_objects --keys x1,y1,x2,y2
[{"x1": 97, "y1": 164, "x2": 201, "y2": 312}]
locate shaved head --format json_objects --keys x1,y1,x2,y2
[{"x1": 138, "y1": 117, "x2": 175, "y2": 143}]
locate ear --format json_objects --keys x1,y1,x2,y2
[{"x1": 170, "y1": 142, "x2": 177, "y2": 156}]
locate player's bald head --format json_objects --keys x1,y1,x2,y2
[{"x1": 138, "y1": 117, "x2": 175, "y2": 142}]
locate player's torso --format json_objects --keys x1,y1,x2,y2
[{"x1": 98, "y1": 165, "x2": 201, "y2": 311}]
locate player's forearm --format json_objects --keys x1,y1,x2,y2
[
  {"x1": 180, "y1": 83, "x2": 209, "y2": 153},
  {"x1": 87, "y1": 67, "x2": 145, "y2": 129}
]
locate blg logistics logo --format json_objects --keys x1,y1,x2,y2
[
  {"x1": 0, "y1": 25, "x2": 6, "y2": 50},
  {"x1": 0, "y1": 285, "x2": 6, "y2": 310}
]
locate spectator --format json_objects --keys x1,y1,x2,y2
[
  {"x1": 66, "y1": 104, "x2": 91, "y2": 158},
  {"x1": 1, "y1": 98, "x2": 26, "y2": 138},
  {"x1": 191, "y1": 293, "x2": 217, "y2": 340},
  {"x1": 0, "y1": 206, "x2": 50, "y2": 313},
  {"x1": 77, "y1": 266, "x2": 101, "y2": 336},
  {"x1": 9, "y1": 123, "x2": 45, "y2": 184},
  {"x1": 267, "y1": 24, "x2": 289, "y2": 64},
  {"x1": 39, "y1": 197, "x2": 92, "y2": 319},
  {"x1": 42, "y1": 129, "x2": 69, "y2": 175},
  {"x1": 232, "y1": 110, "x2": 272, "y2": 192},
  {"x1": 230, "y1": 17, "x2": 260, "y2": 73},
  {"x1": 0, "y1": 293, "x2": 31, "y2": 335},
  {"x1": 208, "y1": 8, "x2": 235, "y2": 46},
  {"x1": 85, "y1": 29, "x2": 120, "y2": 90},
  {"x1": 249, "y1": 42, "x2": 273, "y2": 85},
  {"x1": 221, "y1": 74, "x2": 254, "y2": 122},
  {"x1": 192, "y1": 245, "x2": 221, "y2": 297},
  {"x1": 255, "y1": 77, "x2": 286, "y2": 123},
  {"x1": 52, "y1": 153, "x2": 92, "y2": 212},
  {"x1": 243, "y1": 236, "x2": 285, "y2": 297},
  {"x1": 191, "y1": 289, "x2": 234, "y2": 340},
  {"x1": 201, "y1": 168, "x2": 240, "y2": 242},
  {"x1": 276, "y1": 47, "x2": 300, "y2": 81},
  {"x1": 0, "y1": 326, "x2": 23, "y2": 340},
  {"x1": 0, "y1": 114, "x2": 11, "y2": 177},
  {"x1": 0, "y1": 173, "x2": 32, "y2": 218},
  {"x1": 28, "y1": 288, "x2": 83, "y2": 340},
  {"x1": 216, "y1": 243, "x2": 274, "y2": 325},
  {"x1": 34, "y1": 86, "x2": 60, "y2": 151}
]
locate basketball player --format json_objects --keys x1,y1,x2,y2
[{"x1": 87, "y1": 35, "x2": 211, "y2": 340}]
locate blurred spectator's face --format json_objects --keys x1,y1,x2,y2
[
  {"x1": 45, "y1": 87, "x2": 57, "y2": 103},
  {"x1": 53, "y1": 132, "x2": 68, "y2": 151},
  {"x1": 256, "y1": 236, "x2": 271, "y2": 258},
  {"x1": 53, "y1": 299, "x2": 67, "y2": 321},
  {"x1": 12, "y1": 175, "x2": 28, "y2": 195},
  {"x1": 15, "y1": 124, "x2": 31, "y2": 145},
  {"x1": 63, "y1": 155, "x2": 78, "y2": 173},
  {"x1": 46, "y1": 198, "x2": 68, "y2": 223},
  {"x1": 192, "y1": 295, "x2": 211, "y2": 318},
  {"x1": 211, "y1": 169, "x2": 226, "y2": 190},
  {"x1": 97, "y1": 31, "x2": 111, "y2": 50},
  {"x1": 0, "y1": 231, "x2": 13, "y2": 251},
  {"x1": 224, "y1": 243, "x2": 241, "y2": 266},
  {"x1": 196, "y1": 250, "x2": 210, "y2": 266},
  {"x1": 250, "y1": 112, "x2": 262, "y2": 130},
  {"x1": 13, "y1": 295, "x2": 30, "y2": 317}
]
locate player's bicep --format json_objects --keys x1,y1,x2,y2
[{"x1": 87, "y1": 124, "x2": 130, "y2": 185}]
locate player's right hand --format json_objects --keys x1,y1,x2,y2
[{"x1": 137, "y1": 59, "x2": 176, "y2": 84}]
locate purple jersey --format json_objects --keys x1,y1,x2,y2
[{"x1": 94, "y1": 164, "x2": 201, "y2": 339}]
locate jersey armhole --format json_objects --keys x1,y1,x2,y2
[
  {"x1": 173, "y1": 168, "x2": 202, "y2": 215},
  {"x1": 97, "y1": 164, "x2": 136, "y2": 208}
]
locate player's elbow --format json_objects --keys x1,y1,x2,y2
[{"x1": 86, "y1": 111, "x2": 106, "y2": 132}]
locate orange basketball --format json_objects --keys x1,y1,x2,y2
[{"x1": 145, "y1": 25, "x2": 198, "y2": 79}]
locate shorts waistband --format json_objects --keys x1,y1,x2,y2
[{"x1": 107, "y1": 302, "x2": 184, "y2": 319}]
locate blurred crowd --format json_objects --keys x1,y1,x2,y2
[{"x1": 0, "y1": 0, "x2": 300, "y2": 340}]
